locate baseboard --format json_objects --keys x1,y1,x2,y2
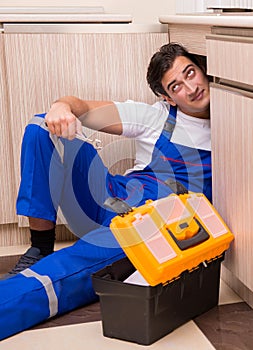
[{"x1": 221, "y1": 264, "x2": 253, "y2": 309}]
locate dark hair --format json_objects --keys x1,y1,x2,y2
[{"x1": 146, "y1": 43, "x2": 204, "y2": 97}]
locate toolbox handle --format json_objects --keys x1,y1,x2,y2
[{"x1": 167, "y1": 219, "x2": 209, "y2": 250}]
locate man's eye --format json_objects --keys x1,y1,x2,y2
[
  {"x1": 172, "y1": 84, "x2": 180, "y2": 92},
  {"x1": 187, "y1": 69, "x2": 195, "y2": 77}
]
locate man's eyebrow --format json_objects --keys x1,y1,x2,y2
[
  {"x1": 167, "y1": 79, "x2": 176, "y2": 91},
  {"x1": 182, "y1": 64, "x2": 194, "y2": 74},
  {"x1": 166, "y1": 64, "x2": 194, "y2": 91}
]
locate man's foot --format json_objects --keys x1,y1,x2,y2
[{"x1": 0, "y1": 247, "x2": 44, "y2": 280}]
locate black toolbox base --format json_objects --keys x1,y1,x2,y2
[{"x1": 92, "y1": 255, "x2": 224, "y2": 346}]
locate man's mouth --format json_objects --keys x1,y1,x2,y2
[{"x1": 191, "y1": 90, "x2": 204, "y2": 102}]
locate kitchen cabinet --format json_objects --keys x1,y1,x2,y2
[
  {"x1": 207, "y1": 32, "x2": 253, "y2": 306},
  {"x1": 0, "y1": 30, "x2": 168, "y2": 246},
  {"x1": 167, "y1": 23, "x2": 211, "y2": 55},
  {"x1": 210, "y1": 84, "x2": 253, "y2": 294},
  {"x1": 207, "y1": 33, "x2": 253, "y2": 85}
]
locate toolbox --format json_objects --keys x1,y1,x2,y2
[
  {"x1": 92, "y1": 254, "x2": 224, "y2": 345},
  {"x1": 92, "y1": 192, "x2": 234, "y2": 345}
]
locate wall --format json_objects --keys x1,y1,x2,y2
[{"x1": 0, "y1": 1, "x2": 176, "y2": 23}]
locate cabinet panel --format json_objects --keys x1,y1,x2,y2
[
  {"x1": 4, "y1": 32, "x2": 168, "y2": 229},
  {"x1": 210, "y1": 84, "x2": 253, "y2": 291},
  {"x1": 0, "y1": 35, "x2": 17, "y2": 223},
  {"x1": 169, "y1": 24, "x2": 211, "y2": 55},
  {"x1": 207, "y1": 34, "x2": 253, "y2": 86}
]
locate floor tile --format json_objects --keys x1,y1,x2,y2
[
  {"x1": 1, "y1": 320, "x2": 215, "y2": 350},
  {"x1": 194, "y1": 303, "x2": 253, "y2": 350},
  {"x1": 32, "y1": 302, "x2": 102, "y2": 330}
]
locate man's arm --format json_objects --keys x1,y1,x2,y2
[{"x1": 45, "y1": 96, "x2": 123, "y2": 140}]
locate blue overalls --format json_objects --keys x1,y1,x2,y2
[{"x1": 0, "y1": 105, "x2": 211, "y2": 340}]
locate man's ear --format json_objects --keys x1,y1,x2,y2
[{"x1": 162, "y1": 94, "x2": 177, "y2": 107}]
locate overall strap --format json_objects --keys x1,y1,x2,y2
[
  {"x1": 28, "y1": 114, "x2": 48, "y2": 131},
  {"x1": 162, "y1": 104, "x2": 177, "y2": 140}
]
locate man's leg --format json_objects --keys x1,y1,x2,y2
[
  {"x1": 29, "y1": 218, "x2": 55, "y2": 256},
  {"x1": 1, "y1": 117, "x2": 60, "y2": 279},
  {"x1": 0, "y1": 228, "x2": 125, "y2": 340},
  {"x1": 4, "y1": 115, "x2": 110, "y2": 278}
]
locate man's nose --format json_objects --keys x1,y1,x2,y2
[{"x1": 184, "y1": 81, "x2": 197, "y2": 94}]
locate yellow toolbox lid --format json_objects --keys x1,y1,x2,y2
[{"x1": 109, "y1": 193, "x2": 234, "y2": 286}]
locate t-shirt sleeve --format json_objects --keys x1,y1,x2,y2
[{"x1": 114, "y1": 100, "x2": 168, "y2": 139}]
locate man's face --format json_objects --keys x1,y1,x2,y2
[{"x1": 161, "y1": 56, "x2": 210, "y2": 118}]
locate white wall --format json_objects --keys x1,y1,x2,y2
[{"x1": 0, "y1": 1, "x2": 176, "y2": 23}]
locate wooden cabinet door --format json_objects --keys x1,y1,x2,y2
[
  {"x1": 207, "y1": 34, "x2": 253, "y2": 86},
  {"x1": 0, "y1": 35, "x2": 17, "y2": 224},
  {"x1": 169, "y1": 24, "x2": 211, "y2": 56},
  {"x1": 211, "y1": 83, "x2": 253, "y2": 292},
  {"x1": 4, "y1": 32, "x2": 168, "y2": 228}
]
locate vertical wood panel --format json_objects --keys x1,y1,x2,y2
[
  {"x1": 0, "y1": 35, "x2": 17, "y2": 223},
  {"x1": 211, "y1": 85, "x2": 253, "y2": 291}
]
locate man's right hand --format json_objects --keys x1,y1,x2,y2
[{"x1": 45, "y1": 101, "x2": 82, "y2": 140}]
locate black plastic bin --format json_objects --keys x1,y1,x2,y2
[{"x1": 92, "y1": 254, "x2": 224, "y2": 345}]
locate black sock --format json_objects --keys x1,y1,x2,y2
[{"x1": 30, "y1": 228, "x2": 56, "y2": 256}]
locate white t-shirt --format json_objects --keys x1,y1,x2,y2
[{"x1": 114, "y1": 100, "x2": 211, "y2": 174}]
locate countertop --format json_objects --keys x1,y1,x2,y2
[
  {"x1": 0, "y1": 7, "x2": 168, "y2": 33},
  {"x1": 159, "y1": 13, "x2": 253, "y2": 28},
  {"x1": 0, "y1": 6, "x2": 132, "y2": 23},
  {"x1": 0, "y1": 6, "x2": 132, "y2": 24},
  {"x1": 0, "y1": 13, "x2": 133, "y2": 23}
]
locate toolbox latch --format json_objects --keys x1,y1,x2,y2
[
  {"x1": 104, "y1": 197, "x2": 133, "y2": 216},
  {"x1": 164, "y1": 179, "x2": 188, "y2": 195}
]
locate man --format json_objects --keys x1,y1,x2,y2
[
  {"x1": 1, "y1": 44, "x2": 211, "y2": 278},
  {"x1": 0, "y1": 43, "x2": 211, "y2": 339}
]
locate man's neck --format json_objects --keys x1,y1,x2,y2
[{"x1": 180, "y1": 106, "x2": 210, "y2": 120}]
